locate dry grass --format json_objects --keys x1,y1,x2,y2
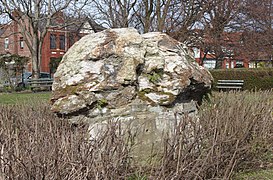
[
  {"x1": 0, "y1": 90, "x2": 272, "y2": 179},
  {"x1": 0, "y1": 103, "x2": 135, "y2": 179}
]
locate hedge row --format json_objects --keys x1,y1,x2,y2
[{"x1": 209, "y1": 68, "x2": 273, "y2": 90}]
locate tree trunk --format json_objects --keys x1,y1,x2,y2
[
  {"x1": 32, "y1": 53, "x2": 40, "y2": 79},
  {"x1": 201, "y1": 51, "x2": 209, "y2": 66},
  {"x1": 215, "y1": 59, "x2": 223, "y2": 69},
  {"x1": 143, "y1": 0, "x2": 153, "y2": 33},
  {"x1": 32, "y1": 35, "x2": 40, "y2": 79}
]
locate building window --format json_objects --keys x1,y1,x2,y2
[
  {"x1": 4, "y1": 38, "x2": 9, "y2": 49},
  {"x1": 225, "y1": 61, "x2": 230, "y2": 69},
  {"x1": 192, "y1": 47, "x2": 200, "y2": 59},
  {"x1": 203, "y1": 59, "x2": 216, "y2": 69},
  {"x1": 59, "y1": 35, "x2": 65, "y2": 50},
  {"x1": 50, "y1": 34, "x2": 56, "y2": 49},
  {"x1": 19, "y1": 37, "x2": 24, "y2": 49}
]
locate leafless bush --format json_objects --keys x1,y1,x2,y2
[
  {"x1": 152, "y1": 90, "x2": 273, "y2": 179},
  {"x1": 0, "y1": 90, "x2": 272, "y2": 179},
  {"x1": 0, "y1": 102, "x2": 136, "y2": 179}
]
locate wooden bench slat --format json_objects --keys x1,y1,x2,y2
[
  {"x1": 218, "y1": 80, "x2": 244, "y2": 83},
  {"x1": 28, "y1": 78, "x2": 52, "y2": 81},
  {"x1": 30, "y1": 84, "x2": 52, "y2": 86},
  {"x1": 28, "y1": 80, "x2": 53, "y2": 82},
  {"x1": 216, "y1": 79, "x2": 244, "y2": 91},
  {"x1": 29, "y1": 82, "x2": 53, "y2": 84},
  {"x1": 217, "y1": 83, "x2": 244, "y2": 85},
  {"x1": 27, "y1": 78, "x2": 53, "y2": 91},
  {"x1": 216, "y1": 86, "x2": 242, "y2": 89}
]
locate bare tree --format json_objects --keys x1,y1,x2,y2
[
  {"x1": 0, "y1": 0, "x2": 92, "y2": 79},
  {"x1": 132, "y1": 0, "x2": 154, "y2": 33},
  {"x1": 164, "y1": 0, "x2": 206, "y2": 42},
  {"x1": 91, "y1": 0, "x2": 206, "y2": 42},
  {"x1": 91, "y1": 0, "x2": 138, "y2": 28},
  {"x1": 199, "y1": 0, "x2": 244, "y2": 68},
  {"x1": 239, "y1": 0, "x2": 273, "y2": 66},
  {"x1": 135, "y1": 0, "x2": 206, "y2": 42}
]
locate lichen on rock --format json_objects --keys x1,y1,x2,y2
[
  {"x1": 51, "y1": 26, "x2": 212, "y2": 117},
  {"x1": 51, "y1": 28, "x2": 213, "y2": 158}
]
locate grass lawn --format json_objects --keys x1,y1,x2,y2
[
  {"x1": 0, "y1": 92, "x2": 51, "y2": 105},
  {"x1": 235, "y1": 169, "x2": 273, "y2": 180}
]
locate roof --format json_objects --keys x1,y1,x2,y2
[
  {"x1": 87, "y1": 19, "x2": 106, "y2": 32},
  {"x1": 42, "y1": 11, "x2": 105, "y2": 33},
  {"x1": 0, "y1": 24, "x2": 8, "y2": 36},
  {"x1": 0, "y1": 28, "x2": 5, "y2": 36},
  {"x1": 65, "y1": 17, "x2": 106, "y2": 33},
  {"x1": 3, "y1": 10, "x2": 106, "y2": 35}
]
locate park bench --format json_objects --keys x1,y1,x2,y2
[
  {"x1": 28, "y1": 78, "x2": 53, "y2": 92},
  {"x1": 216, "y1": 80, "x2": 244, "y2": 91}
]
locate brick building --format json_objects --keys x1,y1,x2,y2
[
  {"x1": 0, "y1": 16, "x2": 105, "y2": 74},
  {"x1": 0, "y1": 23, "x2": 31, "y2": 58},
  {"x1": 193, "y1": 47, "x2": 249, "y2": 69},
  {"x1": 191, "y1": 32, "x2": 250, "y2": 69}
]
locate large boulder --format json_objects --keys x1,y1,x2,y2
[{"x1": 51, "y1": 28, "x2": 212, "y2": 156}]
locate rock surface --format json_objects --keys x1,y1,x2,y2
[{"x1": 51, "y1": 28, "x2": 213, "y2": 156}]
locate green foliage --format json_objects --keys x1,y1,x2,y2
[
  {"x1": 0, "y1": 53, "x2": 29, "y2": 70},
  {"x1": 49, "y1": 57, "x2": 62, "y2": 74},
  {"x1": 210, "y1": 68, "x2": 273, "y2": 90},
  {"x1": 2, "y1": 85, "x2": 13, "y2": 93},
  {"x1": 0, "y1": 54, "x2": 29, "y2": 91},
  {"x1": 96, "y1": 98, "x2": 108, "y2": 109},
  {"x1": 147, "y1": 69, "x2": 163, "y2": 83}
]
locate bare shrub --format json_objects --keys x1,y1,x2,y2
[
  {"x1": 0, "y1": 90, "x2": 272, "y2": 179},
  {"x1": 151, "y1": 90, "x2": 273, "y2": 179},
  {"x1": 0, "y1": 102, "x2": 136, "y2": 179}
]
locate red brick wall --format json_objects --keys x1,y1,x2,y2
[
  {"x1": 1, "y1": 21, "x2": 82, "y2": 73},
  {"x1": 0, "y1": 22, "x2": 31, "y2": 60},
  {"x1": 0, "y1": 24, "x2": 16, "y2": 55},
  {"x1": 42, "y1": 30, "x2": 86, "y2": 73},
  {"x1": 41, "y1": 30, "x2": 80, "y2": 73}
]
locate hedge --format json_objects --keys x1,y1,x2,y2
[{"x1": 209, "y1": 68, "x2": 273, "y2": 91}]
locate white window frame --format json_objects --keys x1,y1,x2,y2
[
  {"x1": 4, "y1": 38, "x2": 9, "y2": 49},
  {"x1": 19, "y1": 37, "x2": 24, "y2": 49},
  {"x1": 203, "y1": 59, "x2": 216, "y2": 69},
  {"x1": 225, "y1": 61, "x2": 230, "y2": 69}
]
